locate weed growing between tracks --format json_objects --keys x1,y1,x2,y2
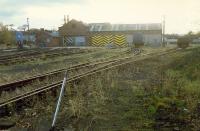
[
  {"x1": 47, "y1": 50, "x2": 173, "y2": 130},
  {"x1": 0, "y1": 48, "x2": 128, "y2": 84},
  {"x1": 1, "y1": 48, "x2": 160, "y2": 130},
  {"x1": 5, "y1": 47, "x2": 199, "y2": 130},
  {"x1": 53, "y1": 48, "x2": 200, "y2": 130},
  {"x1": 0, "y1": 74, "x2": 63, "y2": 104}
]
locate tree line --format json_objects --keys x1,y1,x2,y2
[{"x1": 0, "y1": 23, "x2": 15, "y2": 48}]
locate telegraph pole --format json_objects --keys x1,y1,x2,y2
[
  {"x1": 27, "y1": 18, "x2": 31, "y2": 48},
  {"x1": 64, "y1": 15, "x2": 66, "y2": 24},
  {"x1": 27, "y1": 18, "x2": 30, "y2": 31},
  {"x1": 162, "y1": 15, "x2": 166, "y2": 47},
  {"x1": 67, "y1": 15, "x2": 69, "y2": 23}
]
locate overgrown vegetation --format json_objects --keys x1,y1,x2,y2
[
  {"x1": 148, "y1": 48, "x2": 200, "y2": 130},
  {"x1": 59, "y1": 48, "x2": 200, "y2": 130},
  {"x1": 6, "y1": 47, "x2": 200, "y2": 130},
  {"x1": 177, "y1": 37, "x2": 190, "y2": 49},
  {"x1": 0, "y1": 23, "x2": 15, "y2": 48}
]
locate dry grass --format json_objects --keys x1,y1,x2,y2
[
  {"x1": 0, "y1": 48, "x2": 130, "y2": 84},
  {"x1": 4, "y1": 46, "x2": 198, "y2": 130}
]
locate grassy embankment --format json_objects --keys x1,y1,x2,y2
[
  {"x1": 8, "y1": 46, "x2": 198, "y2": 130},
  {"x1": 52, "y1": 47, "x2": 200, "y2": 130}
]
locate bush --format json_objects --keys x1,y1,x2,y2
[
  {"x1": 0, "y1": 23, "x2": 15, "y2": 48},
  {"x1": 177, "y1": 37, "x2": 190, "y2": 49}
]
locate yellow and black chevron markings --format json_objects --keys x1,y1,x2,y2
[
  {"x1": 113, "y1": 35, "x2": 126, "y2": 46},
  {"x1": 104, "y1": 35, "x2": 113, "y2": 44},
  {"x1": 91, "y1": 35, "x2": 112, "y2": 46},
  {"x1": 91, "y1": 34, "x2": 126, "y2": 46},
  {"x1": 91, "y1": 35, "x2": 103, "y2": 46}
]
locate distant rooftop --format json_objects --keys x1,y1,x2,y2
[
  {"x1": 88, "y1": 23, "x2": 162, "y2": 32},
  {"x1": 49, "y1": 31, "x2": 59, "y2": 37}
]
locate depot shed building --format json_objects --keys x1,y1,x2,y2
[
  {"x1": 59, "y1": 19, "x2": 162, "y2": 47},
  {"x1": 88, "y1": 23, "x2": 162, "y2": 47}
]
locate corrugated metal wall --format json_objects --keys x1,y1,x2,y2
[
  {"x1": 90, "y1": 35, "x2": 126, "y2": 46},
  {"x1": 113, "y1": 35, "x2": 126, "y2": 46},
  {"x1": 62, "y1": 33, "x2": 162, "y2": 47},
  {"x1": 126, "y1": 34, "x2": 162, "y2": 47},
  {"x1": 144, "y1": 34, "x2": 162, "y2": 46},
  {"x1": 90, "y1": 33, "x2": 161, "y2": 47},
  {"x1": 126, "y1": 35, "x2": 133, "y2": 45}
]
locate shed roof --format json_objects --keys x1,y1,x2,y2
[{"x1": 89, "y1": 23, "x2": 162, "y2": 32}]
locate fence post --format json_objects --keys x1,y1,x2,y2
[{"x1": 51, "y1": 72, "x2": 67, "y2": 129}]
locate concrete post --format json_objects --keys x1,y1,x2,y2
[{"x1": 51, "y1": 72, "x2": 67, "y2": 129}]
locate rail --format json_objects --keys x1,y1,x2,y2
[{"x1": 0, "y1": 49, "x2": 178, "y2": 108}]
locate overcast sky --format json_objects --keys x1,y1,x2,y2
[{"x1": 0, "y1": 0, "x2": 200, "y2": 34}]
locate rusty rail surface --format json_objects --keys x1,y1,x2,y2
[
  {"x1": 0, "y1": 48, "x2": 89, "y2": 65},
  {"x1": 0, "y1": 49, "x2": 178, "y2": 108},
  {"x1": 0, "y1": 54, "x2": 132, "y2": 93}
]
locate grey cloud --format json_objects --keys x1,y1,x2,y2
[
  {"x1": 0, "y1": 11, "x2": 15, "y2": 17},
  {"x1": 0, "y1": 0, "x2": 85, "y2": 18},
  {"x1": 2, "y1": 0, "x2": 85, "y2": 7},
  {"x1": 0, "y1": 9, "x2": 23, "y2": 18}
]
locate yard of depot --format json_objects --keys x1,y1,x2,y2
[
  {"x1": 7, "y1": 46, "x2": 200, "y2": 130},
  {"x1": 0, "y1": 48, "x2": 127, "y2": 83},
  {"x1": 0, "y1": 46, "x2": 173, "y2": 84}
]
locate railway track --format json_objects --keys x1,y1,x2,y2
[
  {"x1": 0, "y1": 48, "x2": 50, "y2": 59},
  {"x1": 0, "y1": 48, "x2": 178, "y2": 108},
  {"x1": 0, "y1": 56, "x2": 128, "y2": 93},
  {"x1": 0, "y1": 48, "x2": 90, "y2": 65},
  {"x1": 0, "y1": 48, "x2": 130, "y2": 92}
]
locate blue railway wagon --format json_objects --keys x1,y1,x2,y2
[{"x1": 15, "y1": 31, "x2": 24, "y2": 48}]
